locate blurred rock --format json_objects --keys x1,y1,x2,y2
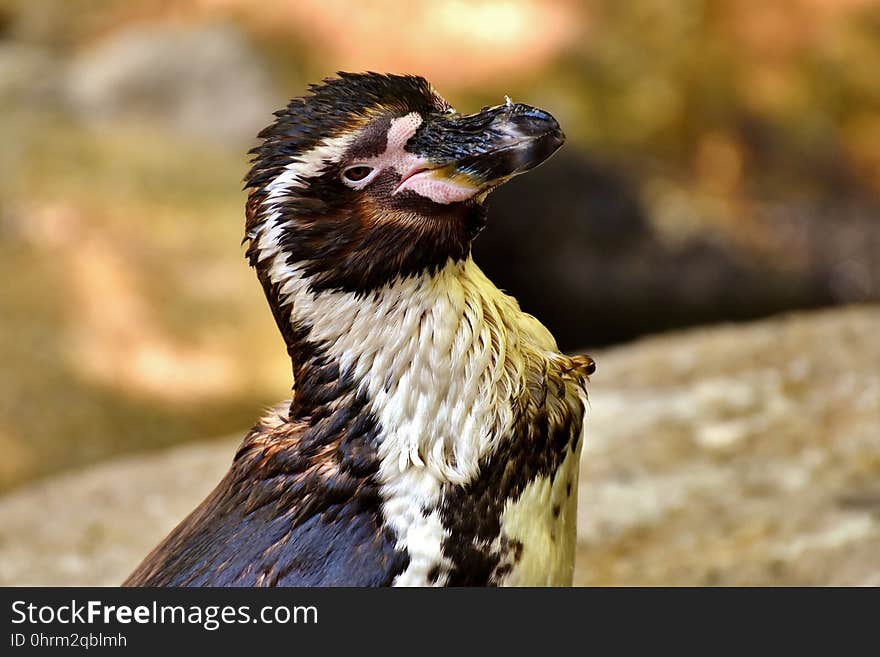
[
  {"x1": 577, "y1": 305, "x2": 880, "y2": 585},
  {"x1": 0, "y1": 306, "x2": 876, "y2": 585},
  {"x1": 64, "y1": 23, "x2": 279, "y2": 146},
  {"x1": 0, "y1": 438, "x2": 238, "y2": 586},
  {"x1": 0, "y1": 42, "x2": 61, "y2": 105},
  {"x1": 475, "y1": 151, "x2": 880, "y2": 350}
]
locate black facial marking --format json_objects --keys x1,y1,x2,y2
[
  {"x1": 244, "y1": 72, "x2": 484, "y2": 297},
  {"x1": 271, "y1": 172, "x2": 487, "y2": 295},
  {"x1": 345, "y1": 116, "x2": 392, "y2": 159}
]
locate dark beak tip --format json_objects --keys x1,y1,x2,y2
[
  {"x1": 551, "y1": 128, "x2": 566, "y2": 149},
  {"x1": 532, "y1": 129, "x2": 565, "y2": 167},
  {"x1": 507, "y1": 105, "x2": 565, "y2": 153},
  {"x1": 539, "y1": 121, "x2": 566, "y2": 155}
]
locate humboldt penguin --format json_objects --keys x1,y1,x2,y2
[{"x1": 125, "y1": 72, "x2": 594, "y2": 587}]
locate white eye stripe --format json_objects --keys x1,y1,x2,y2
[{"x1": 265, "y1": 133, "x2": 356, "y2": 201}]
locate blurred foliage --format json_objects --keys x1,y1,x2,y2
[{"x1": 1, "y1": 0, "x2": 879, "y2": 491}]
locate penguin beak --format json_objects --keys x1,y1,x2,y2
[{"x1": 398, "y1": 101, "x2": 565, "y2": 201}]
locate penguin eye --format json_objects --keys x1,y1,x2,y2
[{"x1": 341, "y1": 165, "x2": 375, "y2": 184}]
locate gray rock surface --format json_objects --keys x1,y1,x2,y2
[
  {"x1": 0, "y1": 306, "x2": 877, "y2": 586},
  {"x1": 64, "y1": 23, "x2": 279, "y2": 146},
  {"x1": 576, "y1": 305, "x2": 880, "y2": 585},
  {"x1": 0, "y1": 439, "x2": 237, "y2": 586}
]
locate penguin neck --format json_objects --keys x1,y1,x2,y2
[{"x1": 258, "y1": 254, "x2": 554, "y2": 482}]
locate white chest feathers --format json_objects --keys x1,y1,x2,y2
[{"x1": 256, "y1": 238, "x2": 587, "y2": 586}]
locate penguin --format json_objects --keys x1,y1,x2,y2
[{"x1": 125, "y1": 72, "x2": 594, "y2": 587}]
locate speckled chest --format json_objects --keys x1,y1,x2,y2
[
  {"x1": 428, "y1": 412, "x2": 584, "y2": 587},
  {"x1": 253, "y1": 249, "x2": 587, "y2": 587}
]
